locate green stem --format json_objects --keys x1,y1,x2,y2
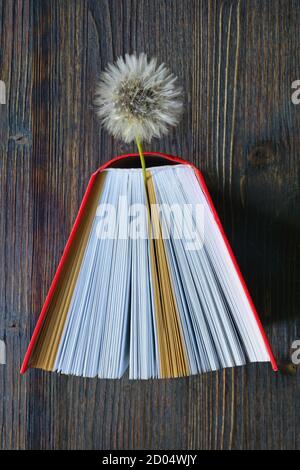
[
  {"x1": 136, "y1": 136, "x2": 152, "y2": 242},
  {"x1": 135, "y1": 136, "x2": 147, "y2": 187}
]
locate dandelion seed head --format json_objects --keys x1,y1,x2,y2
[{"x1": 95, "y1": 53, "x2": 183, "y2": 143}]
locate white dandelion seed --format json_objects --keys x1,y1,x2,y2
[{"x1": 94, "y1": 53, "x2": 183, "y2": 144}]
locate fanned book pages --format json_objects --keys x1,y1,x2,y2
[{"x1": 21, "y1": 153, "x2": 277, "y2": 379}]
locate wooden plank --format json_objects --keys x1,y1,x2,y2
[
  {"x1": 0, "y1": 0, "x2": 299, "y2": 449},
  {"x1": 27, "y1": 0, "x2": 194, "y2": 450},
  {"x1": 0, "y1": 0, "x2": 33, "y2": 450},
  {"x1": 190, "y1": 0, "x2": 300, "y2": 450}
]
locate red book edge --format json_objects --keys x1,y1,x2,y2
[{"x1": 20, "y1": 152, "x2": 278, "y2": 374}]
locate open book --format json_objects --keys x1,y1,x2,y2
[{"x1": 21, "y1": 153, "x2": 277, "y2": 379}]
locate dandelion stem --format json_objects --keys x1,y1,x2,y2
[
  {"x1": 135, "y1": 136, "x2": 152, "y2": 241},
  {"x1": 135, "y1": 136, "x2": 147, "y2": 187}
]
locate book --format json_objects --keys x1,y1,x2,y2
[{"x1": 21, "y1": 153, "x2": 277, "y2": 379}]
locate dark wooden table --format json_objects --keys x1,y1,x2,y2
[{"x1": 0, "y1": 0, "x2": 299, "y2": 450}]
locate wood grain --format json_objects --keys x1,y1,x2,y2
[
  {"x1": 0, "y1": 0, "x2": 299, "y2": 449},
  {"x1": 0, "y1": 0, "x2": 33, "y2": 449}
]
